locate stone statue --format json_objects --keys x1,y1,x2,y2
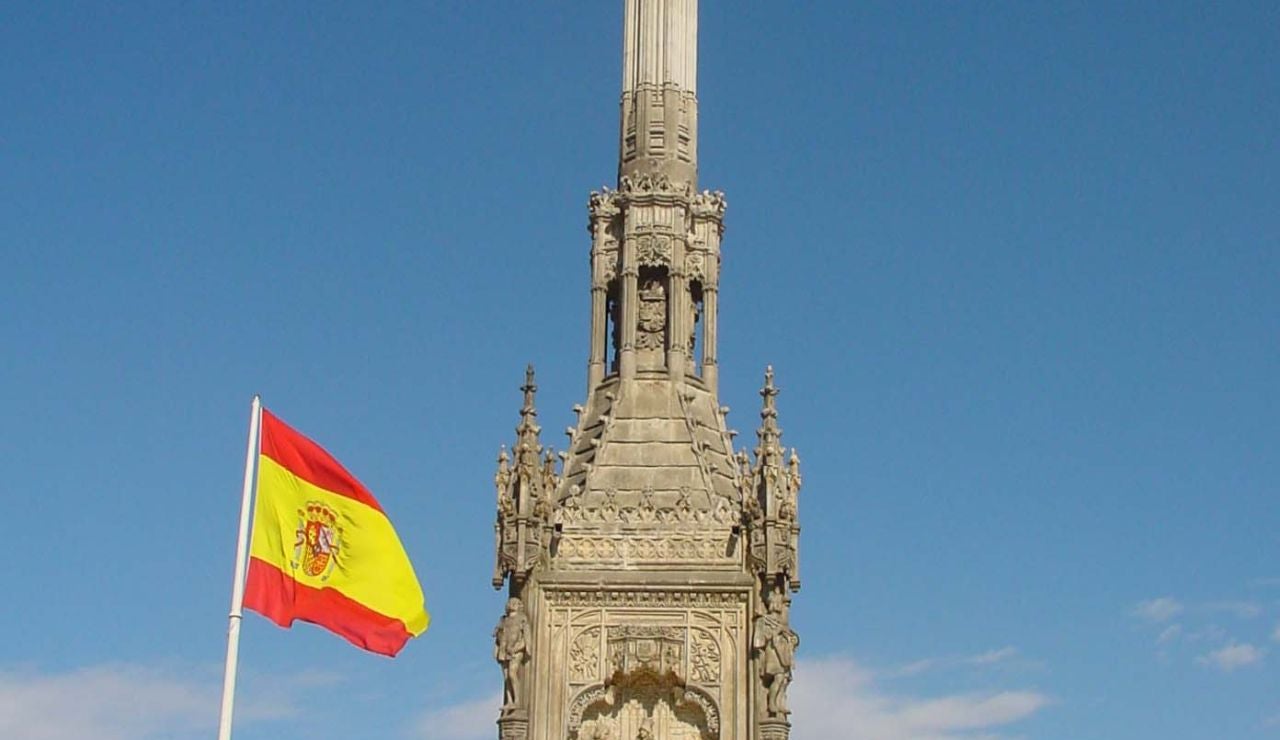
[
  {"x1": 495, "y1": 597, "x2": 532, "y2": 708},
  {"x1": 753, "y1": 590, "x2": 799, "y2": 716},
  {"x1": 635, "y1": 717, "x2": 654, "y2": 740}
]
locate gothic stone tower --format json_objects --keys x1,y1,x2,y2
[{"x1": 491, "y1": 3, "x2": 802, "y2": 739}]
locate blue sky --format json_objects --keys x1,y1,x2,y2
[{"x1": 2, "y1": 2, "x2": 1277, "y2": 739}]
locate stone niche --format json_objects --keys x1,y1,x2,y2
[
  {"x1": 571, "y1": 673, "x2": 718, "y2": 740},
  {"x1": 541, "y1": 591, "x2": 747, "y2": 740}
]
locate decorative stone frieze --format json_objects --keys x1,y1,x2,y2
[{"x1": 544, "y1": 590, "x2": 747, "y2": 609}]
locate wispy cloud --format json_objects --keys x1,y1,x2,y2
[
  {"x1": 969, "y1": 647, "x2": 1019, "y2": 666},
  {"x1": 409, "y1": 693, "x2": 500, "y2": 740},
  {"x1": 790, "y1": 656, "x2": 1049, "y2": 740},
  {"x1": 1156, "y1": 625, "x2": 1183, "y2": 645},
  {"x1": 891, "y1": 647, "x2": 1020, "y2": 678},
  {"x1": 0, "y1": 663, "x2": 296, "y2": 740},
  {"x1": 1202, "y1": 601, "x2": 1264, "y2": 620},
  {"x1": 1196, "y1": 643, "x2": 1265, "y2": 672},
  {"x1": 1131, "y1": 597, "x2": 1183, "y2": 623},
  {"x1": 1133, "y1": 590, "x2": 1279, "y2": 674}
]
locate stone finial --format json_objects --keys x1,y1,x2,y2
[
  {"x1": 515, "y1": 364, "x2": 543, "y2": 466},
  {"x1": 520, "y1": 364, "x2": 537, "y2": 415},
  {"x1": 496, "y1": 445, "x2": 511, "y2": 478},
  {"x1": 755, "y1": 366, "x2": 784, "y2": 468}
]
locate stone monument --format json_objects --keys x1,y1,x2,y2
[{"x1": 491, "y1": 2, "x2": 802, "y2": 738}]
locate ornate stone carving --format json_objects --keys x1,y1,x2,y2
[
  {"x1": 636, "y1": 279, "x2": 667, "y2": 351},
  {"x1": 599, "y1": 247, "x2": 619, "y2": 282},
  {"x1": 679, "y1": 687, "x2": 721, "y2": 737},
  {"x1": 689, "y1": 629, "x2": 721, "y2": 684},
  {"x1": 569, "y1": 680, "x2": 720, "y2": 740},
  {"x1": 752, "y1": 590, "x2": 798, "y2": 718},
  {"x1": 557, "y1": 487, "x2": 739, "y2": 527},
  {"x1": 691, "y1": 190, "x2": 727, "y2": 219},
  {"x1": 493, "y1": 367, "x2": 561, "y2": 589},
  {"x1": 779, "y1": 450, "x2": 800, "y2": 523},
  {"x1": 495, "y1": 447, "x2": 514, "y2": 517},
  {"x1": 685, "y1": 251, "x2": 706, "y2": 281},
  {"x1": 546, "y1": 590, "x2": 747, "y2": 609},
  {"x1": 619, "y1": 172, "x2": 692, "y2": 197},
  {"x1": 590, "y1": 189, "x2": 622, "y2": 221},
  {"x1": 608, "y1": 626, "x2": 685, "y2": 678},
  {"x1": 568, "y1": 686, "x2": 613, "y2": 734},
  {"x1": 495, "y1": 597, "x2": 533, "y2": 711},
  {"x1": 741, "y1": 367, "x2": 803, "y2": 588},
  {"x1": 571, "y1": 627, "x2": 603, "y2": 683},
  {"x1": 635, "y1": 235, "x2": 673, "y2": 267},
  {"x1": 556, "y1": 533, "x2": 734, "y2": 565}
]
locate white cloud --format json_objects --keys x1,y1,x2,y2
[
  {"x1": 410, "y1": 693, "x2": 500, "y2": 740},
  {"x1": 1132, "y1": 597, "x2": 1184, "y2": 623},
  {"x1": 790, "y1": 656, "x2": 1049, "y2": 740},
  {"x1": 1196, "y1": 643, "x2": 1265, "y2": 672},
  {"x1": 0, "y1": 664, "x2": 211, "y2": 740},
  {"x1": 0, "y1": 662, "x2": 306, "y2": 740},
  {"x1": 1156, "y1": 625, "x2": 1183, "y2": 645}
]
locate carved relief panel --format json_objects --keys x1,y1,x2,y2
[{"x1": 538, "y1": 591, "x2": 748, "y2": 740}]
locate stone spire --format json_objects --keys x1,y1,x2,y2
[
  {"x1": 744, "y1": 367, "x2": 802, "y2": 593},
  {"x1": 488, "y1": 4, "x2": 804, "y2": 738},
  {"x1": 492, "y1": 366, "x2": 559, "y2": 591}
]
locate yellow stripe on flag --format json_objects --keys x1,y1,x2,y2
[{"x1": 250, "y1": 455, "x2": 428, "y2": 635}]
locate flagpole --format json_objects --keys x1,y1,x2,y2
[{"x1": 217, "y1": 395, "x2": 262, "y2": 740}]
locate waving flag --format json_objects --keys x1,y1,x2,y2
[{"x1": 243, "y1": 408, "x2": 429, "y2": 656}]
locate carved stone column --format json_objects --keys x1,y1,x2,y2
[
  {"x1": 667, "y1": 244, "x2": 689, "y2": 382},
  {"x1": 619, "y1": 265, "x2": 639, "y2": 379},
  {"x1": 701, "y1": 284, "x2": 718, "y2": 390},
  {"x1": 589, "y1": 191, "x2": 621, "y2": 388},
  {"x1": 589, "y1": 284, "x2": 607, "y2": 388}
]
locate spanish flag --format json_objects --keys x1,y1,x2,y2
[{"x1": 244, "y1": 409, "x2": 429, "y2": 657}]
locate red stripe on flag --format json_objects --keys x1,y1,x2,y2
[
  {"x1": 243, "y1": 557, "x2": 413, "y2": 657},
  {"x1": 259, "y1": 408, "x2": 385, "y2": 515}
]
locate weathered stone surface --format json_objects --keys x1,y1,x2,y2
[{"x1": 488, "y1": 3, "x2": 802, "y2": 738}]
